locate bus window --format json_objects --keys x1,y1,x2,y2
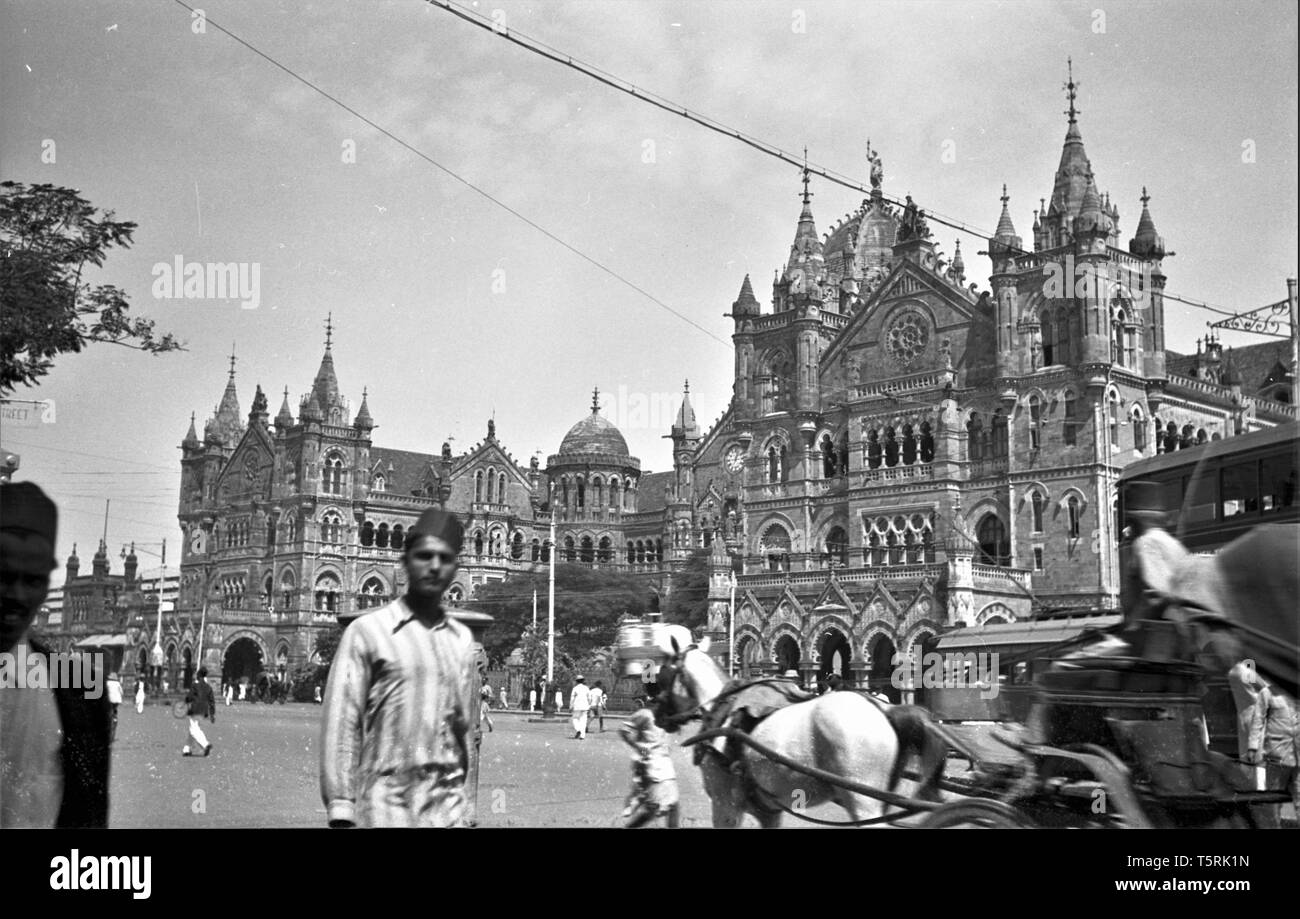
[
  {"x1": 1182, "y1": 474, "x2": 1217, "y2": 525},
  {"x1": 1261, "y1": 453, "x2": 1298, "y2": 512},
  {"x1": 1220, "y1": 463, "x2": 1259, "y2": 518}
]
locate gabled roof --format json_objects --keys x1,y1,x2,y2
[
  {"x1": 634, "y1": 471, "x2": 676, "y2": 514},
  {"x1": 370, "y1": 446, "x2": 440, "y2": 495}
]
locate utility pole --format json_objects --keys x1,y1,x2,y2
[
  {"x1": 728, "y1": 571, "x2": 736, "y2": 679},
  {"x1": 548, "y1": 488, "x2": 556, "y2": 684},
  {"x1": 1288, "y1": 277, "x2": 1298, "y2": 405}
]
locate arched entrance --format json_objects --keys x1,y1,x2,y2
[
  {"x1": 773, "y1": 635, "x2": 800, "y2": 674},
  {"x1": 736, "y1": 635, "x2": 761, "y2": 680},
  {"x1": 182, "y1": 647, "x2": 194, "y2": 687},
  {"x1": 223, "y1": 636, "x2": 264, "y2": 694},
  {"x1": 911, "y1": 631, "x2": 939, "y2": 707},
  {"x1": 867, "y1": 633, "x2": 899, "y2": 703},
  {"x1": 817, "y1": 628, "x2": 852, "y2": 683}
]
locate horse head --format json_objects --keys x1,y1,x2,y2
[{"x1": 656, "y1": 635, "x2": 725, "y2": 733}]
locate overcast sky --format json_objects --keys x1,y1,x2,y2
[{"x1": 2, "y1": 0, "x2": 1296, "y2": 586}]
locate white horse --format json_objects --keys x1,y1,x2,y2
[{"x1": 618, "y1": 625, "x2": 946, "y2": 828}]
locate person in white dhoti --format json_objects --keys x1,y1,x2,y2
[
  {"x1": 570, "y1": 675, "x2": 591, "y2": 740},
  {"x1": 135, "y1": 678, "x2": 146, "y2": 714}
]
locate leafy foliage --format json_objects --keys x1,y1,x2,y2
[
  {"x1": 1, "y1": 181, "x2": 183, "y2": 394},
  {"x1": 663, "y1": 548, "x2": 712, "y2": 631},
  {"x1": 473, "y1": 564, "x2": 651, "y2": 671}
]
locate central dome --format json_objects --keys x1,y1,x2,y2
[{"x1": 559, "y1": 410, "x2": 630, "y2": 457}]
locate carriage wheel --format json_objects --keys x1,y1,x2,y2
[{"x1": 918, "y1": 800, "x2": 1036, "y2": 829}]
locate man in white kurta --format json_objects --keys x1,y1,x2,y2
[{"x1": 569, "y1": 676, "x2": 591, "y2": 740}]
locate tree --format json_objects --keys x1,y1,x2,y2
[
  {"x1": 1, "y1": 181, "x2": 183, "y2": 394},
  {"x1": 473, "y1": 564, "x2": 652, "y2": 670},
  {"x1": 663, "y1": 548, "x2": 712, "y2": 632}
]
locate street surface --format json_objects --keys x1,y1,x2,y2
[{"x1": 109, "y1": 702, "x2": 849, "y2": 828}]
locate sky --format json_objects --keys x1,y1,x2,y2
[{"x1": 1, "y1": 0, "x2": 1296, "y2": 587}]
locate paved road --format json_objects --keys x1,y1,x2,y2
[{"x1": 110, "y1": 703, "x2": 848, "y2": 828}]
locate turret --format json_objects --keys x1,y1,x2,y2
[
  {"x1": 731, "y1": 276, "x2": 759, "y2": 419},
  {"x1": 182, "y1": 413, "x2": 200, "y2": 452},
  {"x1": 66, "y1": 543, "x2": 79, "y2": 581},
  {"x1": 248, "y1": 384, "x2": 269, "y2": 429},
  {"x1": 354, "y1": 387, "x2": 374, "y2": 434},
  {"x1": 92, "y1": 539, "x2": 109, "y2": 578},
  {"x1": 275, "y1": 387, "x2": 294, "y2": 430},
  {"x1": 988, "y1": 185, "x2": 1021, "y2": 378},
  {"x1": 124, "y1": 542, "x2": 138, "y2": 586}
]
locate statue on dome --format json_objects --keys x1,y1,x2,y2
[{"x1": 866, "y1": 140, "x2": 883, "y2": 191}]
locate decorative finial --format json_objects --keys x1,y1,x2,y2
[
  {"x1": 1140, "y1": 186, "x2": 1150, "y2": 207},
  {"x1": 228, "y1": 347, "x2": 236, "y2": 379},
  {"x1": 591, "y1": 386, "x2": 600, "y2": 414},
  {"x1": 800, "y1": 148, "x2": 813, "y2": 206},
  {"x1": 683, "y1": 379, "x2": 690, "y2": 394},
  {"x1": 324, "y1": 313, "x2": 334, "y2": 350},
  {"x1": 1064, "y1": 58, "x2": 1080, "y2": 124},
  {"x1": 362, "y1": 386, "x2": 368, "y2": 399},
  {"x1": 1001, "y1": 183, "x2": 1009, "y2": 206}
]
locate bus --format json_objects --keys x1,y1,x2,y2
[
  {"x1": 1116, "y1": 420, "x2": 1298, "y2": 756},
  {"x1": 1117, "y1": 420, "x2": 1299, "y2": 553}
]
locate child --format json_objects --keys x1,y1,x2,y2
[{"x1": 619, "y1": 700, "x2": 680, "y2": 828}]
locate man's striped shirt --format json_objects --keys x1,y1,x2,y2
[{"x1": 320, "y1": 598, "x2": 475, "y2": 826}]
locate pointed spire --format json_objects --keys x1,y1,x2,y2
[
  {"x1": 324, "y1": 312, "x2": 334, "y2": 351},
  {"x1": 275, "y1": 387, "x2": 294, "y2": 429},
  {"x1": 732, "y1": 274, "x2": 760, "y2": 316},
  {"x1": 591, "y1": 386, "x2": 601, "y2": 414},
  {"x1": 354, "y1": 386, "x2": 374, "y2": 430},
  {"x1": 1129, "y1": 186, "x2": 1166, "y2": 258},
  {"x1": 989, "y1": 185, "x2": 1022, "y2": 254},
  {"x1": 183, "y1": 411, "x2": 199, "y2": 447},
  {"x1": 1049, "y1": 60, "x2": 1094, "y2": 222},
  {"x1": 951, "y1": 239, "x2": 965, "y2": 280},
  {"x1": 673, "y1": 380, "x2": 699, "y2": 439},
  {"x1": 786, "y1": 163, "x2": 823, "y2": 278},
  {"x1": 309, "y1": 316, "x2": 344, "y2": 422},
  {"x1": 1076, "y1": 171, "x2": 1110, "y2": 235}
]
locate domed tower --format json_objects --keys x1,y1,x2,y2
[
  {"x1": 1129, "y1": 187, "x2": 1170, "y2": 378},
  {"x1": 546, "y1": 389, "x2": 641, "y2": 531}
]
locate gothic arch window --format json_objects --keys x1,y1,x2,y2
[
  {"x1": 280, "y1": 569, "x2": 296, "y2": 610},
  {"x1": 625, "y1": 541, "x2": 634, "y2": 563},
  {"x1": 610, "y1": 478, "x2": 620, "y2": 509},
  {"x1": 1063, "y1": 390, "x2": 1078, "y2": 446},
  {"x1": 1132, "y1": 406, "x2": 1147, "y2": 452},
  {"x1": 490, "y1": 528, "x2": 504, "y2": 557},
  {"x1": 656, "y1": 539, "x2": 664, "y2": 562},
  {"x1": 577, "y1": 478, "x2": 586, "y2": 509},
  {"x1": 512, "y1": 532, "x2": 525, "y2": 560},
  {"x1": 821, "y1": 435, "x2": 836, "y2": 478},
  {"x1": 598, "y1": 536, "x2": 613, "y2": 563},
  {"x1": 532, "y1": 539, "x2": 542, "y2": 562},
  {"x1": 564, "y1": 536, "x2": 576, "y2": 562},
  {"x1": 768, "y1": 446, "x2": 780, "y2": 484},
  {"x1": 1041, "y1": 308, "x2": 1056, "y2": 366},
  {"x1": 321, "y1": 511, "x2": 343, "y2": 546},
  {"x1": 473, "y1": 530, "x2": 484, "y2": 556},
  {"x1": 359, "y1": 521, "x2": 373, "y2": 547},
  {"x1": 376, "y1": 522, "x2": 389, "y2": 549},
  {"x1": 1108, "y1": 391, "x2": 1122, "y2": 449},
  {"x1": 902, "y1": 424, "x2": 917, "y2": 465},
  {"x1": 445, "y1": 585, "x2": 464, "y2": 605},
  {"x1": 976, "y1": 515, "x2": 1010, "y2": 567},
  {"x1": 635, "y1": 540, "x2": 645, "y2": 564},
  {"x1": 314, "y1": 573, "x2": 341, "y2": 613},
  {"x1": 825, "y1": 526, "x2": 848, "y2": 566},
  {"x1": 1031, "y1": 490, "x2": 1045, "y2": 533},
  {"x1": 883, "y1": 427, "x2": 899, "y2": 467},
  {"x1": 359, "y1": 576, "x2": 387, "y2": 610},
  {"x1": 866, "y1": 429, "x2": 882, "y2": 469},
  {"x1": 1028, "y1": 395, "x2": 1042, "y2": 450},
  {"x1": 474, "y1": 471, "x2": 482, "y2": 503},
  {"x1": 391, "y1": 524, "x2": 405, "y2": 552},
  {"x1": 323, "y1": 453, "x2": 344, "y2": 495},
  {"x1": 1067, "y1": 495, "x2": 1082, "y2": 539},
  {"x1": 967, "y1": 413, "x2": 984, "y2": 461},
  {"x1": 919, "y1": 422, "x2": 934, "y2": 463},
  {"x1": 992, "y1": 409, "x2": 1009, "y2": 458},
  {"x1": 372, "y1": 474, "x2": 386, "y2": 492},
  {"x1": 486, "y1": 468, "x2": 495, "y2": 503},
  {"x1": 499, "y1": 474, "x2": 507, "y2": 504},
  {"x1": 760, "y1": 523, "x2": 791, "y2": 572}
]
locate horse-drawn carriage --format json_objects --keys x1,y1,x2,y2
[{"x1": 614, "y1": 524, "x2": 1299, "y2": 829}]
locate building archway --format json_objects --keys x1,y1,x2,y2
[
  {"x1": 867, "y1": 633, "x2": 898, "y2": 703},
  {"x1": 773, "y1": 634, "x2": 800, "y2": 674},
  {"x1": 182, "y1": 646, "x2": 194, "y2": 687},
  {"x1": 223, "y1": 636, "x2": 264, "y2": 690},
  {"x1": 736, "y1": 634, "x2": 762, "y2": 680},
  {"x1": 818, "y1": 628, "x2": 852, "y2": 682}
]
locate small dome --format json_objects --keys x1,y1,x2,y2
[{"x1": 558, "y1": 411, "x2": 630, "y2": 457}]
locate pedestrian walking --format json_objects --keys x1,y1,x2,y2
[
  {"x1": 499, "y1": 686, "x2": 508, "y2": 711},
  {"x1": 135, "y1": 678, "x2": 146, "y2": 714},
  {"x1": 320, "y1": 509, "x2": 477, "y2": 828},
  {"x1": 0, "y1": 481, "x2": 111, "y2": 828},
  {"x1": 528, "y1": 688, "x2": 537, "y2": 712},
  {"x1": 183, "y1": 668, "x2": 216, "y2": 756},
  {"x1": 569, "y1": 675, "x2": 591, "y2": 739},
  {"x1": 588, "y1": 680, "x2": 607, "y2": 732},
  {"x1": 619, "y1": 702, "x2": 680, "y2": 828},
  {"x1": 555, "y1": 689, "x2": 563, "y2": 711},
  {"x1": 106, "y1": 672, "x2": 123, "y2": 742},
  {"x1": 1246, "y1": 676, "x2": 1299, "y2": 823},
  {"x1": 223, "y1": 680, "x2": 233, "y2": 706},
  {"x1": 479, "y1": 676, "x2": 495, "y2": 733}
]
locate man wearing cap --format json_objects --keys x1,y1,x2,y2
[
  {"x1": 1120, "y1": 479, "x2": 1189, "y2": 621},
  {"x1": 320, "y1": 508, "x2": 476, "y2": 827},
  {"x1": 569, "y1": 674, "x2": 591, "y2": 740},
  {"x1": 0, "y1": 482, "x2": 111, "y2": 828}
]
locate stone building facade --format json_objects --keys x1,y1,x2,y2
[{"x1": 170, "y1": 74, "x2": 1296, "y2": 692}]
